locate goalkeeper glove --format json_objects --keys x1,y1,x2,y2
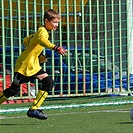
[{"x1": 53, "y1": 46, "x2": 68, "y2": 56}]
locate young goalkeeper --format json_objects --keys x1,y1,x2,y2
[{"x1": 0, "y1": 9, "x2": 67, "y2": 120}]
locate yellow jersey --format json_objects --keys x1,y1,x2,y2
[{"x1": 15, "y1": 25, "x2": 55, "y2": 76}]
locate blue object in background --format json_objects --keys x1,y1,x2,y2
[{"x1": 0, "y1": 47, "x2": 133, "y2": 95}]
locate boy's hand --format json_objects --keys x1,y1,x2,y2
[
  {"x1": 57, "y1": 47, "x2": 68, "y2": 56},
  {"x1": 53, "y1": 46, "x2": 68, "y2": 56}
]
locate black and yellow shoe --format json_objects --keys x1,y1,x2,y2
[{"x1": 27, "y1": 109, "x2": 48, "y2": 120}]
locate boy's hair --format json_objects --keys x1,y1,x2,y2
[{"x1": 44, "y1": 9, "x2": 60, "y2": 21}]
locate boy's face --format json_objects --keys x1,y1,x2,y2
[{"x1": 45, "y1": 18, "x2": 60, "y2": 31}]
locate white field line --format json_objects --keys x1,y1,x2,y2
[
  {"x1": 1, "y1": 100, "x2": 133, "y2": 114},
  {"x1": 0, "y1": 108, "x2": 131, "y2": 120}
]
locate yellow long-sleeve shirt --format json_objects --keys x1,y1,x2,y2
[{"x1": 15, "y1": 26, "x2": 55, "y2": 76}]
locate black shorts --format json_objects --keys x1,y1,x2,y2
[{"x1": 13, "y1": 69, "x2": 46, "y2": 84}]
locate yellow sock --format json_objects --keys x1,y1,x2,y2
[
  {"x1": 30, "y1": 90, "x2": 48, "y2": 110},
  {"x1": 0, "y1": 92, "x2": 8, "y2": 104}
]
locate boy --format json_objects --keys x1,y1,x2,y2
[{"x1": 0, "y1": 9, "x2": 67, "y2": 120}]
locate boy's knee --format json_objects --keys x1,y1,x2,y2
[{"x1": 40, "y1": 76, "x2": 54, "y2": 92}]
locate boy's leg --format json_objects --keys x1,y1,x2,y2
[
  {"x1": 27, "y1": 90, "x2": 48, "y2": 120},
  {"x1": 27, "y1": 70, "x2": 54, "y2": 120},
  {"x1": 0, "y1": 92, "x2": 7, "y2": 104},
  {"x1": 0, "y1": 82, "x2": 20, "y2": 105},
  {"x1": 30, "y1": 70, "x2": 54, "y2": 110},
  {"x1": 30, "y1": 76, "x2": 54, "y2": 110},
  {"x1": 0, "y1": 72, "x2": 29, "y2": 105},
  {"x1": 30, "y1": 90, "x2": 48, "y2": 110}
]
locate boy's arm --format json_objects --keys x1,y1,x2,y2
[
  {"x1": 39, "y1": 36, "x2": 67, "y2": 56},
  {"x1": 39, "y1": 36, "x2": 56, "y2": 49}
]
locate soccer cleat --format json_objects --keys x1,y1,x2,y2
[{"x1": 27, "y1": 109, "x2": 48, "y2": 120}]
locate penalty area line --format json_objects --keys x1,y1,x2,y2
[{"x1": 1, "y1": 100, "x2": 133, "y2": 114}]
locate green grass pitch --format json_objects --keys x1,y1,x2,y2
[{"x1": 0, "y1": 103, "x2": 133, "y2": 133}]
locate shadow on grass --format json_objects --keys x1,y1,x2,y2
[
  {"x1": 0, "y1": 123, "x2": 39, "y2": 126},
  {"x1": 116, "y1": 122, "x2": 133, "y2": 124}
]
